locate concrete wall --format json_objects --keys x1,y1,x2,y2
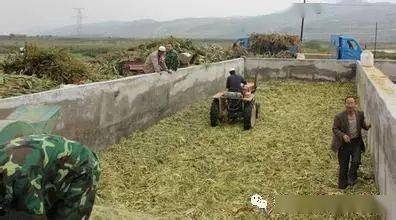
[
  {"x1": 0, "y1": 59, "x2": 244, "y2": 150},
  {"x1": 356, "y1": 64, "x2": 396, "y2": 218},
  {"x1": 245, "y1": 58, "x2": 356, "y2": 81},
  {"x1": 375, "y1": 60, "x2": 396, "y2": 83}
]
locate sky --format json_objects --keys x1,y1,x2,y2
[{"x1": 0, "y1": 0, "x2": 395, "y2": 34}]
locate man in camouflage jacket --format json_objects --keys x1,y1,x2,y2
[{"x1": 0, "y1": 134, "x2": 100, "y2": 220}]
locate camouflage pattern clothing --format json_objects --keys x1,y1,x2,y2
[
  {"x1": 0, "y1": 135, "x2": 100, "y2": 220},
  {"x1": 165, "y1": 49, "x2": 180, "y2": 71}
]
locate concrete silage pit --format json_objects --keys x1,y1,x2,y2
[
  {"x1": 94, "y1": 80, "x2": 379, "y2": 219},
  {"x1": 1, "y1": 58, "x2": 390, "y2": 218}
]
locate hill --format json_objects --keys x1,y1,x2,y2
[{"x1": 46, "y1": 3, "x2": 396, "y2": 42}]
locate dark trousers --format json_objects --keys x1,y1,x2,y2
[{"x1": 338, "y1": 138, "x2": 362, "y2": 189}]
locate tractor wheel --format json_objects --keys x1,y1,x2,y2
[
  {"x1": 255, "y1": 102, "x2": 261, "y2": 119},
  {"x1": 210, "y1": 100, "x2": 219, "y2": 127},
  {"x1": 244, "y1": 102, "x2": 257, "y2": 130}
]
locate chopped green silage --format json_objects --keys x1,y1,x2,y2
[{"x1": 95, "y1": 80, "x2": 379, "y2": 219}]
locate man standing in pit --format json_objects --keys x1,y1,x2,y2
[
  {"x1": 0, "y1": 134, "x2": 101, "y2": 219},
  {"x1": 331, "y1": 96, "x2": 371, "y2": 189}
]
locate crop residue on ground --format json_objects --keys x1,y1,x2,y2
[{"x1": 96, "y1": 80, "x2": 378, "y2": 219}]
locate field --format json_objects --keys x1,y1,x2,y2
[
  {"x1": 0, "y1": 36, "x2": 233, "y2": 58},
  {"x1": 1, "y1": 36, "x2": 395, "y2": 99},
  {"x1": 1, "y1": 36, "x2": 394, "y2": 59},
  {"x1": 94, "y1": 80, "x2": 379, "y2": 219}
]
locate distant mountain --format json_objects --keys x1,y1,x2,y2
[{"x1": 46, "y1": 3, "x2": 396, "y2": 42}]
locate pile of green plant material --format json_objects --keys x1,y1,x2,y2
[
  {"x1": 0, "y1": 43, "x2": 91, "y2": 84},
  {"x1": 96, "y1": 80, "x2": 378, "y2": 219},
  {"x1": 0, "y1": 73, "x2": 58, "y2": 98},
  {"x1": 89, "y1": 50, "x2": 141, "y2": 77},
  {"x1": 249, "y1": 33, "x2": 302, "y2": 57},
  {"x1": 130, "y1": 36, "x2": 236, "y2": 64},
  {"x1": 0, "y1": 44, "x2": 123, "y2": 98},
  {"x1": 89, "y1": 37, "x2": 238, "y2": 77}
]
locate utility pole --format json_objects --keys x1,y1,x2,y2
[
  {"x1": 73, "y1": 8, "x2": 85, "y2": 36},
  {"x1": 300, "y1": 0, "x2": 306, "y2": 42},
  {"x1": 374, "y1": 22, "x2": 378, "y2": 58}
]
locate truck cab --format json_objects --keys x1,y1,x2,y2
[{"x1": 331, "y1": 35, "x2": 363, "y2": 60}]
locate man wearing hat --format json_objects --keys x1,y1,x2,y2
[
  {"x1": 226, "y1": 68, "x2": 247, "y2": 93},
  {"x1": 143, "y1": 46, "x2": 171, "y2": 74}
]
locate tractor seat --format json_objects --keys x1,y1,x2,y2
[{"x1": 224, "y1": 92, "x2": 243, "y2": 99}]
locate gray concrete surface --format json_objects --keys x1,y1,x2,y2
[
  {"x1": 0, "y1": 58, "x2": 244, "y2": 150},
  {"x1": 245, "y1": 58, "x2": 356, "y2": 82},
  {"x1": 375, "y1": 60, "x2": 396, "y2": 83},
  {"x1": 356, "y1": 63, "x2": 396, "y2": 219}
]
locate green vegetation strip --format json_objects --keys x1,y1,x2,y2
[{"x1": 96, "y1": 80, "x2": 378, "y2": 219}]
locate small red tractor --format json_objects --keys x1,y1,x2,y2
[
  {"x1": 210, "y1": 73, "x2": 260, "y2": 130},
  {"x1": 118, "y1": 61, "x2": 145, "y2": 76}
]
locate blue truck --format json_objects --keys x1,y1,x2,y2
[
  {"x1": 236, "y1": 35, "x2": 364, "y2": 61},
  {"x1": 235, "y1": 37, "x2": 250, "y2": 49},
  {"x1": 330, "y1": 35, "x2": 363, "y2": 60}
]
